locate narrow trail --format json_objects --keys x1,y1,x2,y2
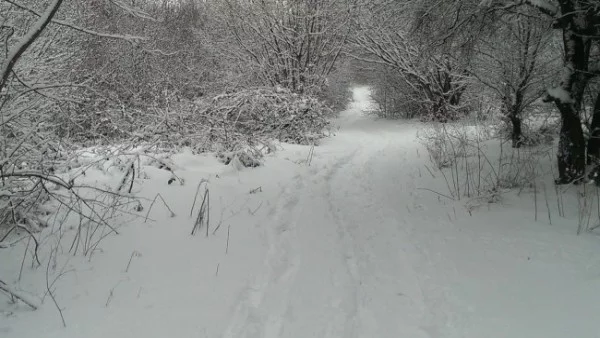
[
  {"x1": 222, "y1": 88, "x2": 454, "y2": 337},
  {"x1": 221, "y1": 87, "x2": 600, "y2": 338}
]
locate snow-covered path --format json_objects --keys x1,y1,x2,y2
[
  {"x1": 221, "y1": 92, "x2": 433, "y2": 338},
  {"x1": 2, "y1": 87, "x2": 600, "y2": 338},
  {"x1": 216, "y1": 87, "x2": 600, "y2": 338}
]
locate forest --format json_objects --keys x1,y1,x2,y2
[{"x1": 1, "y1": 0, "x2": 600, "y2": 335}]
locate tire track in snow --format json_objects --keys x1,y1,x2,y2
[
  {"x1": 221, "y1": 88, "x2": 456, "y2": 337},
  {"x1": 362, "y1": 135, "x2": 466, "y2": 338},
  {"x1": 222, "y1": 150, "x2": 362, "y2": 338},
  {"x1": 313, "y1": 149, "x2": 362, "y2": 338},
  {"x1": 221, "y1": 174, "x2": 305, "y2": 338},
  {"x1": 325, "y1": 131, "x2": 434, "y2": 338}
]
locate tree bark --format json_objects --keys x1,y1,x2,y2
[
  {"x1": 555, "y1": 103, "x2": 586, "y2": 184},
  {"x1": 586, "y1": 90, "x2": 600, "y2": 164},
  {"x1": 509, "y1": 112, "x2": 523, "y2": 148},
  {"x1": 550, "y1": 2, "x2": 594, "y2": 184}
]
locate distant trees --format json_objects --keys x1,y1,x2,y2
[
  {"x1": 350, "y1": 0, "x2": 481, "y2": 121},
  {"x1": 220, "y1": 0, "x2": 353, "y2": 94},
  {"x1": 472, "y1": 11, "x2": 557, "y2": 147},
  {"x1": 352, "y1": 0, "x2": 599, "y2": 184}
]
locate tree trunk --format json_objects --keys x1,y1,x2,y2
[
  {"x1": 508, "y1": 89, "x2": 526, "y2": 148},
  {"x1": 510, "y1": 113, "x2": 523, "y2": 148},
  {"x1": 586, "y1": 90, "x2": 600, "y2": 164},
  {"x1": 552, "y1": 16, "x2": 592, "y2": 184},
  {"x1": 555, "y1": 104, "x2": 586, "y2": 184}
]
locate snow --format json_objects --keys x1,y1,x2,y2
[
  {"x1": 2, "y1": 86, "x2": 600, "y2": 337},
  {"x1": 527, "y1": 0, "x2": 559, "y2": 14},
  {"x1": 547, "y1": 87, "x2": 573, "y2": 104}
]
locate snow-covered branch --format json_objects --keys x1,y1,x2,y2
[
  {"x1": 3, "y1": 0, "x2": 148, "y2": 43},
  {"x1": 480, "y1": 0, "x2": 559, "y2": 17},
  {"x1": 0, "y1": 171, "x2": 73, "y2": 189},
  {"x1": 0, "y1": 280, "x2": 39, "y2": 310},
  {"x1": 0, "y1": 0, "x2": 64, "y2": 92}
]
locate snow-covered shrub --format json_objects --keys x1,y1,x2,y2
[
  {"x1": 496, "y1": 110, "x2": 559, "y2": 147},
  {"x1": 418, "y1": 121, "x2": 551, "y2": 200},
  {"x1": 53, "y1": 87, "x2": 332, "y2": 168},
  {"x1": 203, "y1": 88, "x2": 333, "y2": 147},
  {"x1": 418, "y1": 123, "x2": 486, "y2": 169},
  {"x1": 0, "y1": 1, "x2": 147, "y2": 261}
]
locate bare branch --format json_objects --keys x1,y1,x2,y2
[
  {"x1": 0, "y1": 0, "x2": 64, "y2": 92},
  {"x1": 3, "y1": 0, "x2": 148, "y2": 43},
  {"x1": 0, "y1": 279, "x2": 39, "y2": 310}
]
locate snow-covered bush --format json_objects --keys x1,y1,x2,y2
[
  {"x1": 496, "y1": 111, "x2": 559, "y2": 147},
  {"x1": 0, "y1": 1, "x2": 148, "y2": 258},
  {"x1": 418, "y1": 121, "x2": 551, "y2": 200},
  {"x1": 204, "y1": 88, "x2": 333, "y2": 146},
  {"x1": 52, "y1": 88, "x2": 333, "y2": 167}
]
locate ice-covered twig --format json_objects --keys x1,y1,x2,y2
[
  {"x1": 3, "y1": 0, "x2": 148, "y2": 44},
  {"x1": 144, "y1": 194, "x2": 176, "y2": 223},
  {"x1": 0, "y1": 279, "x2": 39, "y2": 310},
  {"x1": 0, "y1": 0, "x2": 64, "y2": 92}
]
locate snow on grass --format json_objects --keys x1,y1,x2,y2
[{"x1": 2, "y1": 86, "x2": 600, "y2": 338}]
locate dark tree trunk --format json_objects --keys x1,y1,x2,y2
[
  {"x1": 509, "y1": 89, "x2": 525, "y2": 148},
  {"x1": 510, "y1": 113, "x2": 523, "y2": 148},
  {"x1": 586, "y1": 91, "x2": 600, "y2": 164},
  {"x1": 555, "y1": 103, "x2": 586, "y2": 184},
  {"x1": 551, "y1": 4, "x2": 593, "y2": 184}
]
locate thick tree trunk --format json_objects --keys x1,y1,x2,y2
[
  {"x1": 552, "y1": 14, "x2": 592, "y2": 184},
  {"x1": 586, "y1": 91, "x2": 600, "y2": 164},
  {"x1": 555, "y1": 104, "x2": 586, "y2": 184}
]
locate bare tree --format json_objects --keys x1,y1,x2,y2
[
  {"x1": 473, "y1": 11, "x2": 557, "y2": 147},
  {"x1": 219, "y1": 0, "x2": 353, "y2": 94},
  {"x1": 483, "y1": 0, "x2": 600, "y2": 184},
  {"x1": 350, "y1": 0, "x2": 482, "y2": 121}
]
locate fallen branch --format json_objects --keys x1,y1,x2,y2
[{"x1": 0, "y1": 279, "x2": 39, "y2": 310}]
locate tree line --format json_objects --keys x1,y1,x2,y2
[{"x1": 0, "y1": 0, "x2": 599, "y2": 233}]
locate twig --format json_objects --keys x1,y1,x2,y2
[
  {"x1": 105, "y1": 280, "x2": 122, "y2": 308},
  {"x1": 306, "y1": 145, "x2": 315, "y2": 166},
  {"x1": 18, "y1": 236, "x2": 30, "y2": 281},
  {"x1": 423, "y1": 164, "x2": 436, "y2": 178},
  {"x1": 191, "y1": 188, "x2": 210, "y2": 236},
  {"x1": 125, "y1": 250, "x2": 140, "y2": 273},
  {"x1": 226, "y1": 225, "x2": 231, "y2": 254},
  {"x1": 416, "y1": 187, "x2": 454, "y2": 200},
  {"x1": 543, "y1": 184, "x2": 552, "y2": 225},
  {"x1": 249, "y1": 186, "x2": 262, "y2": 194},
  {"x1": 144, "y1": 193, "x2": 176, "y2": 223},
  {"x1": 248, "y1": 201, "x2": 263, "y2": 215},
  {"x1": 46, "y1": 249, "x2": 66, "y2": 327},
  {"x1": 0, "y1": 279, "x2": 39, "y2": 310},
  {"x1": 190, "y1": 179, "x2": 209, "y2": 217},
  {"x1": 533, "y1": 179, "x2": 538, "y2": 222}
]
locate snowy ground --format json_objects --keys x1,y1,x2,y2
[{"x1": 2, "y1": 87, "x2": 600, "y2": 338}]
